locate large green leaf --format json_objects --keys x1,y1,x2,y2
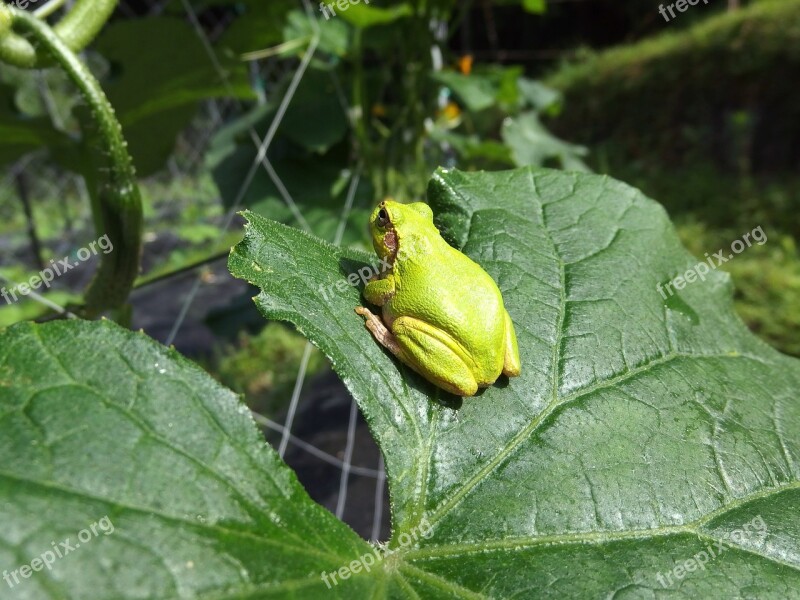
[
  {"x1": 0, "y1": 319, "x2": 373, "y2": 598},
  {"x1": 229, "y1": 166, "x2": 800, "y2": 597}
]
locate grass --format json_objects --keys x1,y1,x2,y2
[{"x1": 545, "y1": 0, "x2": 800, "y2": 171}]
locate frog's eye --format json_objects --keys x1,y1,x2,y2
[{"x1": 376, "y1": 208, "x2": 390, "y2": 228}]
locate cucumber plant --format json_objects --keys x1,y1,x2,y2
[{"x1": 1, "y1": 166, "x2": 798, "y2": 598}]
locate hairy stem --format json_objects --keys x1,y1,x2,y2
[{"x1": 10, "y1": 7, "x2": 142, "y2": 317}]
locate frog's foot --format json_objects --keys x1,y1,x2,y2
[{"x1": 355, "y1": 306, "x2": 405, "y2": 357}]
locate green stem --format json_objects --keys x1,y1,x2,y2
[
  {"x1": 34, "y1": 0, "x2": 69, "y2": 19},
  {"x1": 10, "y1": 7, "x2": 142, "y2": 317},
  {"x1": 0, "y1": 0, "x2": 117, "y2": 68},
  {"x1": 352, "y1": 28, "x2": 372, "y2": 177}
]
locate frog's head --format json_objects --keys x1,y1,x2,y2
[{"x1": 369, "y1": 199, "x2": 436, "y2": 263}]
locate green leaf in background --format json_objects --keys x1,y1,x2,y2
[
  {"x1": 433, "y1": 66, "x2": 522, "y2": 114},
  {"x1": 517, "y1": 77, "x2": 562, "y2": 114},
  {"x1": 229, "y1": 166, "x2": 800, "y2": 596},
  {"x1": 0, "y1": 83, "x2": 74, "y2": 167},
  {"x1": 338, "y1": 2, "x2": 413, "y2": 28},
  {"x1": 283, "y1": 9, "x2": 349, "y2": 58},
  {"x1": 430, "y1": 130, "x2": 514, "y2": 166},
  {"x1": 276, "y1": 67, "x2": 349, "y2": 153},
  {"x1": 216, "y1": 0, "x2": 297, "y2": 55},
  {"x1": 206, "y1": 64, "x2": 363, "y2": 245},
  {"x1": 0, "y1": 319, "x2": 374, "y2": 598},
  {"x1": 522, "y1": 0, "x2": 547, "y2": 14},
  {"x1": 208, "y1": 66, "x2": 348, "y2": 157},
  {"x1": 210, "y1": 142, "x2": 372, "y2": 246},
  {"x1": 431, "y1": 71, "x2": 497, "y2": 112},
  {"x1": 94, "y1": 17, "x2": 253, "y2": 176},
  {"x1": 502, "y1": 110, "x2": 590, "y2": 170}
]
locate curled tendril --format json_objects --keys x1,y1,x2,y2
[{"x1": 0, "y1": 0, "x2": 117, "y2": 69}]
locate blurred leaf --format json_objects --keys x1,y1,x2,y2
[
  {"x1": 284, "y1": 9, "x2": 349, "y2": 57},
  {"x1": 518, "y1": 77, "x2": 562, "y2": 114},
  {"x1": 502, "y1": 111, "x2": 589, "y2": 170},
  {"x1": 431, "y1": 130, "x2": 513, "y2": 165},
  {"x1": 176, "y1": 222, "x2": 223, "y2": 244},
  {"x1": 433, "y1": 66, "x2": 522, "y2": 113},
  {"x1": 431, "y1": 71, "x2": 496, "y2": 112},
  {"x1": 204, "y1": 102, "x2": 273, "y2": 168},
  {"x1": 207, "y1": 65, "x2": 348, "y2": 157},
  {"x1": 485, "y1": 64, "x2": 523, "y2": 107},
  {"x1": 278, "y1": 67, "x2": 349, "y2": 152},
  {"x1": 94, "y1": 17, "x2": 254, "y2": 176},
  {"x1": 216, "y1": 0, "x2": 296, "y2": 54},
  {"x1": 3, "y1": 62, "x2": 87, "y2": 123},
  {"x1": 337, "y1": 2, "x2": 413, "y2": 28},
  {"x1": 0, "y1": 83, "x2": 75, "y2": 167},
  {"x1": 522, "y1": 0, "x2": 547, "y2": 14},
  {"x1": 210, "y1": 131, "x2": 371, "y2": 246}
]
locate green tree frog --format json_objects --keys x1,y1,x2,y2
[{"x1": 355, "y1": 200, "x2": 521, "y2": 396}]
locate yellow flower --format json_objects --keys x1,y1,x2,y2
[{"x1": 439, "y1": 101, "x2": 462, "y2": 121}]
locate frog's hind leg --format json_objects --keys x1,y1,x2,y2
[
  {"x1": 502, "y1": 309, "x2": 522, "y2": 377},
  {"x1": 391, "y1": 316, "x2": 479, "y2": 397},
  {"x1": 355, "y1": 307, "x2": 479, "y2": 396}
]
